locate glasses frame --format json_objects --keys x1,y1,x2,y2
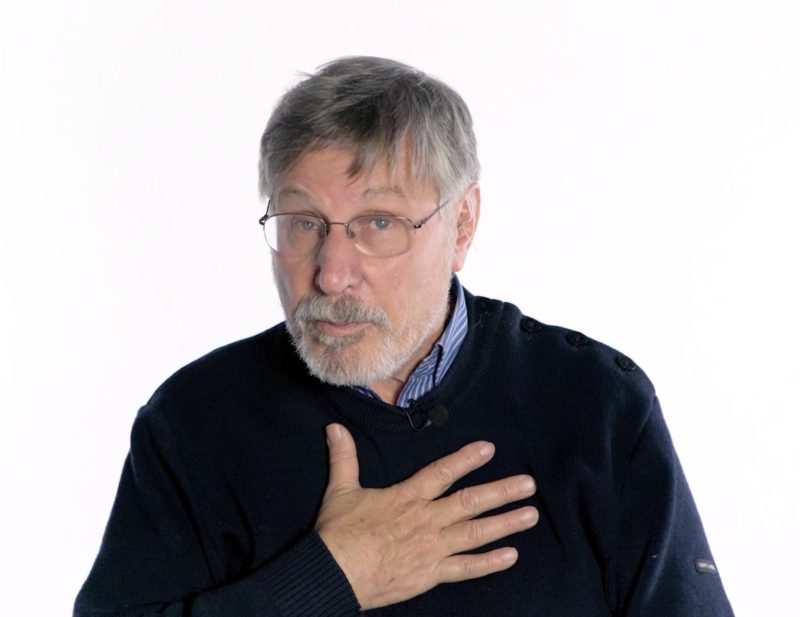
[{"x1": 258, "y1": 199, "x2": 450, "y2": 257}]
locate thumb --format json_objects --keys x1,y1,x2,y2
[{"x1": 324, "y1": 423, "x2": 361, "y2": 493}]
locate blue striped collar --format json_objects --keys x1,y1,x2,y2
[{"x1": 353, "y1": 277, "x2": 468, "y2": 407}]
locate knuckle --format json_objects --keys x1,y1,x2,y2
[
  {"x1": 498, "y1": 481, "x2": 516, "y2": 502},
  {"x1": 465, "y1": 519, "x2": 484, "y2": 542},
  {"x1": 464, "y1": 444, "x2": 485, "y2": 468},
  {"x1": 458, "y1": 488, "x2": 481, "y2": 513},
  {"x1": 504, "y1": 514, "x2": 519, "y2": 532},
  {"x1": 429, "y1": 460, "x2": 455, "y2": 485},
  {"x1": 393, "y1": 483, "x2": 414, "y2": 503},
  {"x1": 328, "y1": 445, "x2": 354, "y2": 462},
  {"x1": 460, "y1": 557, "x2": 482, "y2": 578}
]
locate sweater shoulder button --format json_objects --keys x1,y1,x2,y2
[
  {"x1": 615, "y1": 354, "x2": 637, "y2": 371},
  {"x1": 565, "y1": 331, "x2": 589, "y2": 347},
  {"x1": 520, "y1": 317, "x2": 543, "y2": 333}
]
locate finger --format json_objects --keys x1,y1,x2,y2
[
  {"x1": 434, "y1": 474, "x2": 536, "y2": 522},
  {"x1": 437, "y1": 547, "x2": 519, "y2": 584},
  {"x1": 442, "y1": 506, "x2": 539, "y2": 555},
  {"x1": 403, "y1": 441, "x2": 495, "y2": 500},
  {"x1": 324, "y1": 423, "x2": 361, "y2": 493}
]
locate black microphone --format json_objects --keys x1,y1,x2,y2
[{"x1": 404, "y1": 404, "x2": 449, "y2": 432}]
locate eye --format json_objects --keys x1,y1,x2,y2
[
  {"x1": 369, "y1": 216, "x2": 394, "y2": 231},
  {"x1": 291, "y1": 216, "x2": 322, "y2": 233}
]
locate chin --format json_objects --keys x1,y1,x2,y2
[{"x1": 293, "y1": 330, "x2": 408, "y2": 387}]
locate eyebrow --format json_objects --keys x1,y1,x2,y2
[
  {"x1": 362, "y1": 185, "x2": 406, "y2": 198},
  {"x1": 276, "y1": 187, "x2": 312, "y2": 201},
  {"x1": 277, "y1": 185, "x2": 407, "y2": 202}
]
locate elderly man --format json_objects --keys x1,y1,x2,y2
[{"x1": 75, "y1": 57, "x2": 734, "y2": 616}]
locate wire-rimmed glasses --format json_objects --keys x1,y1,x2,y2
[{"x1": 258, "y1": 200, "x2": 450, "y2": 258}]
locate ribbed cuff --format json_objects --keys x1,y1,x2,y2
[
  {"x1": 263, "y1": 531, "x2": 361, "y2": 617},
  {"x1": 193, "y1": 532, "x2": 360, "y2": 617}
]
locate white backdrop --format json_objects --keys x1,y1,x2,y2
[{"x1": 1, "y1": 1, "x2": 798, "y2": 615}]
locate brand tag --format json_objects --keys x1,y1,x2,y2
[{"x1": 695, "y1": 559, "x2": 718, "y2": 574}]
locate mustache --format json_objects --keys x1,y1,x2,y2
[{"x1": 293, "y1": 295, "x2": 389, "y2": 328}]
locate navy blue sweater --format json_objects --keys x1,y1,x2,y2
[{"x1": 75, "y1": 291, "x2": 734, "y2": 616}]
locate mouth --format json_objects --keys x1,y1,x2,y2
[
  {"x1": 314, "y1": 320, "x2": 370, "y2": 338},
  {"x1": 290, "y1": 295, "x2": 388, "y2": 348}
]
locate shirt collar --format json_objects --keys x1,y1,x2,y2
[{"x1": 352, "y1": 276, "x2": 468, "y2": 406}]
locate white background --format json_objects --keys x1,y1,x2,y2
[{"x1": 1, "y1": 1, "x2": 798, "y2": 615}]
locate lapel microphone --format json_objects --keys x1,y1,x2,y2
[{"x1": 404, "y1": 404, "x2": 449, "y2": 432}]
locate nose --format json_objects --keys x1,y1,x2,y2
[{"x1": 314, "y1": 224, "x2": 362, "y2": 296}]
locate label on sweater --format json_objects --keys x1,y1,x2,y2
[{"x1": 695, "y1": 559, "x2": 719, "y2": 574}]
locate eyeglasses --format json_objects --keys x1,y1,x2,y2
[{"x1": 258, "y1": 200, "x2": 450, "y2": 258}]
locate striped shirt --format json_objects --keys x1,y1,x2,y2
[{"x1": 353, "y1": 278, "x2": 468, "y2": 408}]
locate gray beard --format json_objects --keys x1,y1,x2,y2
[
  {"x1": 272, "y1": 255, "x2": 453, "y2": 389},
  {"x1": 286, "y1": 294, "x2": 401, "y2": 386},
  {"x1": 281, "y1": 290, "x2": 450, "y2": 388}
]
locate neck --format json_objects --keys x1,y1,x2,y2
[
  {"x1": 366, "y1": 377, "x2": 407, "y2": 405},
  {"x1": 365, "y1": 290, "x2": 455, "y2": 405}
]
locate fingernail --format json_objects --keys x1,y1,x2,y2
[
  {"x1": 518, "y1": 476, "x2": 536, "y2": 494},
  {"x1": 520, "y1": 507, "x2": 539, "y2": 524},
  {"x1": 479, "y1": 442, "x2": 495, "y2": 458},
  {"x1": 500, "y1": 548, "x2": 518, "y2": 563},
  {"x1": 327, "y1": 424, "x2": 342, "y2": 443}
]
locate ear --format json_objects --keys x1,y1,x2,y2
[{"x1": 450, "y1": 183, "x2": 481, "y2": 272}]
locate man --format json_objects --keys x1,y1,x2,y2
[{"x1": 75, "y1": 57, "x2": 734, "y2": 616}]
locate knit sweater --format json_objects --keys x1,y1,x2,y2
[{"x1": 75, "y1": 291, "x2": 734, "y2": 616}]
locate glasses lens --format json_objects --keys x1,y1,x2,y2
[
  {"x1": 264, "y1": 214, "x2": 324, "y2": 255},
  {"x1": 349, "y1": 215, "x2": 412, "y2": 257}
]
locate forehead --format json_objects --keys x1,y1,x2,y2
[{"x1": 275, "y1": 146, "x2": 435, "y2": 205}]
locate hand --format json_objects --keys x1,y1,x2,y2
[{"x1": 315, "y1": 423, "x2": 539, "y2": 610}]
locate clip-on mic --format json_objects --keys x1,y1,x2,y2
[{"x1": 404, "y1": 404, "x2": 449, "y2": 432}]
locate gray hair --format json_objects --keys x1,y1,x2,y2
[{"x1": 258, "y1": 56, "x2": 480, "y2": 202}]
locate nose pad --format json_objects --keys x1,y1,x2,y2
[{"x1": 325, "y1": 221, "x2": 355, "y2": 241}]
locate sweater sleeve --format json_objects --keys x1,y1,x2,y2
[
  {"x1": 608, "y1": 396, "x2": 735, "y2": 616},
  {"x1": 74, "y1": 407, "x2": 360, "y2": 617}
]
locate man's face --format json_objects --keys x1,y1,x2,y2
[{"x1": 271, "y1": 146, "x2": 475, "y2": 392}]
